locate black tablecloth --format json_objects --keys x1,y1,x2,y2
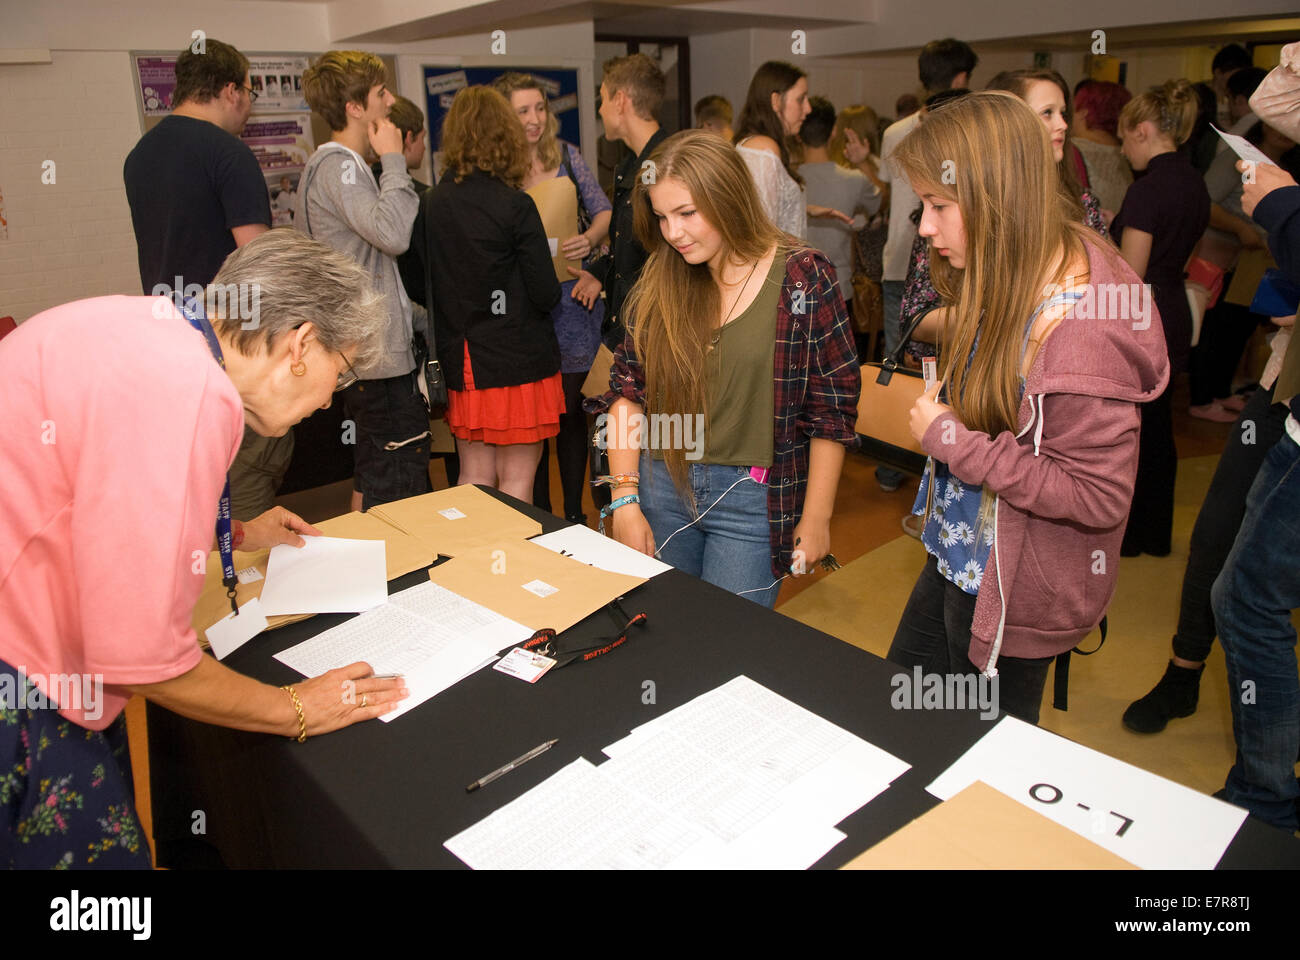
[{"x1": 148, "y1": 490, "x2": 1300, "y2": 869}]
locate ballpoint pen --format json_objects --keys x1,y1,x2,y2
[{"x1": 466, "y1": 739, "x2": 558, "y2": 793}]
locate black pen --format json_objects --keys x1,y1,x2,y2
[{"x1": 466, "y1": 739, "x2": 558, "y2": 793}]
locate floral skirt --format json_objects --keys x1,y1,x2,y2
[
  {"x1": 447, "y1": 342, "x2": 564, "y2": 445},
  {"x1": 1, "y1": 658, "x2": 149, "y2": 868}
]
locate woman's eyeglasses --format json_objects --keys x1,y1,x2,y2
[{"x1": 335, "y1": 354, "x2": 359, "y2": 392}]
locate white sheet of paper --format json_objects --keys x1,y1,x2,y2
[
  {"x1": 531, "y1": 524, "x2": 672, "y2": 579},
  {"x1": 446, "y1": 759, "x2": 725, "y2": 869},
  {"x1": 274, "y1": 581, "x2": 532, "y2": 721},
  {"x1": 1212, "y1": 124, "x2": 1277, "y2": 168},
  {"x1": 446, "y1": 676, "x2": 909, "y2": 869},
  {"x1": 258, "y1": 536, "x2": 387, "y2": 616},
  {"x1": 927, "y1": 715, "x2": 1248, "y2": 869},
  {"x1": 206, "y1": 597, "x2": 269, "y2": 660}
]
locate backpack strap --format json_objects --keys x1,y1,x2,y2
[{"x1": 1052, "y1": 615, "x2": 1107, "y2": 711}]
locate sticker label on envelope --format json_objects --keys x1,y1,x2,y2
[
  {"x1": 236, "y1": 566, "x2": 264, "y2": 585},
  {"x1": 522, "y1": 579, "x2": 558, "y2": 598},
  {"x1": 547, "y1": 237, "x2": 558, "y2": 257},
  {"x1": 438, "y1": 507, "x2": 467, "y2": 520}
]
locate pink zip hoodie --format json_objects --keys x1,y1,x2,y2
[{"x1": 920, "y1": 238, "x2": 1170, "y2": 673}]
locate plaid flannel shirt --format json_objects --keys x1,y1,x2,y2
[{"x1": 587, "y1": 247, "x2": 861, "y2": 577}]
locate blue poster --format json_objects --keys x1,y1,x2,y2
[{"x1": 423, "y1": 66, "x2": 583, "y2": 154}]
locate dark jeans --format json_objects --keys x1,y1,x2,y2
[
  {"x1": 889, "y1": 556, "x2": 1054, "y2": 724},
  {"x1": 1173, "y1": 386, "x2": 1287, "y2": 662},
  {"x1": 342, "y1": 373, "x2": 433, "y2": 512},
  {"x1": 1189, "y1": 288, "x2": 1262, "y2": 406},
  {"x1": 533, "y1": 371, "x2": 590, "y2": 518},
  {"x1": 1122, "y1": 384, "x2": 1176, "y2": 556},
  {"x1": 1211, "y1": 428, "x2": 1300, "y2": 831}
]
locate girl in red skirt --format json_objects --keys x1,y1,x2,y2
[{"x1": 423, "y1": 86, "x2": 564, "y2": 500}]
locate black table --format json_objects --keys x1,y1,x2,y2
[{"x1": 147, "y1": 491, "x2": 1300, "y2": 869}]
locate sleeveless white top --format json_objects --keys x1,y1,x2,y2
[{"x1": 736, "y1": 139, "x2": 806, "y2": 240}]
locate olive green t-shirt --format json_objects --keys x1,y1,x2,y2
[
  {"x1": 647, "y1": 254, "x2": 782, "y2": 466},
  {"x1": 703, "y1": 254, "x2": 782, "y2": 466}
]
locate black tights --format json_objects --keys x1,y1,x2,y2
[{"x1": 533, "y1": 371, "x2": 591, "y2": 519}]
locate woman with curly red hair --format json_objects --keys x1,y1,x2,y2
[{"x1": 422, "y1": 86, "x2": 563, "y2": 500}]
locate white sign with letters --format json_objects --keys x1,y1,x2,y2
[{"x1": 927, "y1": 716, "x2": 1248, "y2": 869}]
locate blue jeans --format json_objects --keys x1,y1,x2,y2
[
  {"x1": 639, "y1": 455, "x2": 780, "y2": 608},
  {"x1": 1211, "y1": 430, "x2": 1300, "y2": 831}
]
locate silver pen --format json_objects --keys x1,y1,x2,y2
[{"x1": 466, "y1": 739, "x2": 558, "y2": 793}]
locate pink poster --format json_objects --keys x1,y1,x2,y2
[{"x1": 135, "y1": 56, "x2": 178, "y2": 116}]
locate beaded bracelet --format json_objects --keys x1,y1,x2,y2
[
  {"x1": 593, "y1": 474, "x2": 640, "y2": 488},
  {"x1": 281, "y1": 685, "x2": 307, "y2": 742}
]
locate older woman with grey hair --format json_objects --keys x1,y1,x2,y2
[{"x1": 0, "y1": 229, "x2": 409, "y2": 868}]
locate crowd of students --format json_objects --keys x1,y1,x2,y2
[{"x1": 2, "y1": 33, "x2": 1300, "y2": 866}]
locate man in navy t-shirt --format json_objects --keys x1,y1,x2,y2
[
  {"x1": 124, "y1": 38, "x2": 270, "y2": 295},
  {"x1": 124, "y1": 38, "x2": 282, "y2": 519}
]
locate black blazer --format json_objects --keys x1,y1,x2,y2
[{"x1": 423, "y1": 169, "x2": 562, "y2": 390}]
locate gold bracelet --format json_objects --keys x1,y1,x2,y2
[{"x1": 281, "y1": 684, "x2": 307, "y2": 742}]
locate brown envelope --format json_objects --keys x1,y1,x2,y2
[
  {"x1": 582, "y1": 343, "x2": 615, "y2": 399},
  {"x1": 842, "y1": 780, "x2": 1137, "y2": 869},
  {"x1": 526, "y1": 176, "x2": 580, "y2": 283},
  {"x1": 367, "y1": 486, "x2": 542, "y2": 557},
  {"x1": 426, "y1": 539, "x2": 645, "y2": 633}
]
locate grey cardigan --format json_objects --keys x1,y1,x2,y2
[{"x1": 296, "y1": 143, "x2": 425, "y2": 380}]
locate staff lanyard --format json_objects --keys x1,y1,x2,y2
[{"x1": 179, "y1": 297, "x2": 240, "y2": 617}]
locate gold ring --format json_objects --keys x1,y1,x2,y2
[{"x1": 360, "y1": 694, "x2": 368, "y2": 708}]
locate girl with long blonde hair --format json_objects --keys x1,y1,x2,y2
[
  {"x1": 494, "y1": 73, "x2": 613, "y2": 522},
  {"x1": 589, "y1": 130, "x2": 860, "y2": 607},
  {"x1": 887, "y1": 92, "x2": 1170, "y2": 723}
]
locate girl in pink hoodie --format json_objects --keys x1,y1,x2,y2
[{"x1": 885, "y1": 92, "x2": 1170, "y2": 723}]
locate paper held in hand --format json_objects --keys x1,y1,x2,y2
[
  {"x1": 1211, "y1": 124, "x2": 1277, "y2": 168},
  {"x1": 258, "y1": 536, "x2": 387, "y2": 616}
]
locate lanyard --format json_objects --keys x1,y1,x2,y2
[
  {"x1": 179, "y1": 297, "x2": 240, "y2": 617},
  {"x1": 521, "y1": 600, "x2": 647, "y2": 669}
]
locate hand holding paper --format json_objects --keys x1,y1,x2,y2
[
  {"x1": 240, "y1": 506, "x2": 322, "y2": 551},
  {"x1": 1239, "y1": 157, "x2": 1298, "y2": 218}
]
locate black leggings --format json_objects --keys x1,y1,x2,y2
[
  {"x1": 889, "y1": 555, "x2": 1054, "y2": 724},
  {"x1": 1122, "y1": 384, "x2": 1176, "y2": 556},
  {"x1": 532, "y1": 371, "x2": 591, "y2": 518},
  {"x1": 1189, "y1": 289, "x2": 1263, "y2": 407},
  {"x1": 1173, "y1": 386, "x2": 1288, "y2": 662}
]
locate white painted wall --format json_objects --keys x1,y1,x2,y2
[
  {"x1": 689, "y1": 30, "x2": 753, "y2": 123},
  {"x1": 0, "y1": 2, "x2": 595, "y2": 321}
]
